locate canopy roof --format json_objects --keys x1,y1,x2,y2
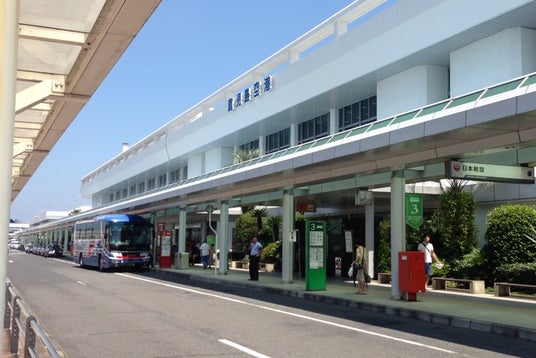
[{"x1": 11, "y1": 0, "x2": 161, "y2": 201}]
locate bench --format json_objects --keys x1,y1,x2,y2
[
  {"x1": 494, "y1": 282, "x2": 536, "y2": 297},
  {"x1": 432, "y1": 277, "x2": 485, "y2": 294},
  {"x1": 377, "y1": 272, "x2": 391, "y2": 284}
]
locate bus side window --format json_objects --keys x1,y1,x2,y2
[{"x1": 104, "y1": 224, "x2": 110, "y2": 246}]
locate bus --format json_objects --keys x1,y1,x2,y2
[{"x1": 73, "y1": 214, "x2": 153, "y2": 270}]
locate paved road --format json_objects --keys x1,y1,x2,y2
[{"x1": 6, "y1": 251, "x2": 535, "y2": 357}]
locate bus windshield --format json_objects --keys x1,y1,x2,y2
[{"x1": 109, "y1": 222, "x2": 151, "y2": 251}]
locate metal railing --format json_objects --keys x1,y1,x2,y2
[{"x1": 4, "y1": 281, "x2": 60, "y2": 358}]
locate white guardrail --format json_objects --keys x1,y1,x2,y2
[{"x1": 4, "y1": 281, "x2": 60, "y2": 358}]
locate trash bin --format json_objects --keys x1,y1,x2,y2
[{"x1": 179, "y1": 252, "x2": 189, "y2": 270}]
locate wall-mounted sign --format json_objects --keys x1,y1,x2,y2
[
  {"x1": 297, "y1": 203, "x2": 316, "y2": 212},
  {"x1": 228, "y1": 75, "x2": 273, "y2": 111},
  {"x1": 445, "y1": 160, "x2": 535, "y2": 184}
]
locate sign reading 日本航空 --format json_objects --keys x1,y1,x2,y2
[{"x1": 445, "y1": 160, "x2": 535, "y2": 184}]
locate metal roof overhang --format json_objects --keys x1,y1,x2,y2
[
  {"x1": 10, "y1": 0, "x2": 161, "y2": 201},
  {"x1": 47, "y1": 73, "x2": 536, "y2": 226}
]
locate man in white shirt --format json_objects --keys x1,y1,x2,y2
[
  {"x1": 200, "y1": 240, "x2": 210, "y2": 269},
  {"x1": 248, "y1": 236, "x2": 263, "y2": 281},
  {"x1": 418, "y1": 234, "x2": 442, "y2": 286}
]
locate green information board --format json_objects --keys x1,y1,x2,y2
[
  {"x1": 305, "y1": 220, "x2": 326, "y2": 291},
  {"x1": 406, "y1": 194, "x2": 423, "y2": 229}
]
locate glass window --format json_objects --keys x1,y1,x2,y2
[
  {"x1": 158, "y1": 174, "x2": 167, "y2": 187},
  {"x1": 147, "y1": 178, "x2": 155, "y2": 190},
  {"x1": 265, "y1": 128, "x2": 290, "y2": 154},
  {"x1": 298, "y1": 113, "x2": 329, "y2": 144},
  {"x1": 338, "y1": 95, "x2": 377, "y2": 131}
]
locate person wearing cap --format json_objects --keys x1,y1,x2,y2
[{"x1": 418, "y1": 234, "x2": 443, "y2": 286}]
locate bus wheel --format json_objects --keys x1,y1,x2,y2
[
  {"x1": 78, "y1": 255, "x2": 84, "y2": 268},
  {"x1": 98, "y1": 255, "x2": 106, "y2": 272}
]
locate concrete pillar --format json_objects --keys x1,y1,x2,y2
[
  {"x1": 390, "y1": 169, "x2": 406, "y2": 300},
  {"x1": 282, "y1": 190, "x2": 295, "y2": 283},
  {"x1": 290, "y1": 123, "x2": 297, "y2": 147},
  {"x1": 177, "y1": 208, "x2": 187, "y2": 269},
  {"x1": 0, "y1": 6, "x2": 18, "y2": 354},
  {"x1": 365, "y1": 195, "x2": 375, "y2": 278},
  {"x1": 218, "y1": 201, "x2": 229, "y2": 275},
  {"x1": 329, "y1": 108, "x2": 337, "y2": 135}
]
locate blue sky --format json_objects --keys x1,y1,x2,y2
[{"x1": 10, "y1": 0, "x2": 355, "y2": 222}]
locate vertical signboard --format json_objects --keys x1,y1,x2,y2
[
  {"x1": 159, "y1": 230, "x2": 172, "y2": 268},
  {"x1": 305, "y1": 220, "x2": 326, "y2": 291},
  {"x1": 406, "y1": 194, "x2": 423, "y2": 229}
]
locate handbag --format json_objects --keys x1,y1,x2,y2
[
  {"x1": 347, "y1": 265, "x2": 354, "y2": 277},
  {"x1": 365, "y1": 273, "x2": 371, "y2": 284}
]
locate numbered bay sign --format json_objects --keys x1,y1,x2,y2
[
  {"x1": 406, "y1": 194, "x2": 423, "y2": 229},
  {"x1": 305, "y1": 220, "x2": 327, "y2": 291}
]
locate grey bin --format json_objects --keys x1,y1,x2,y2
[{"x1": 179, "y1": 252, "x2": 190, "y2": 269}]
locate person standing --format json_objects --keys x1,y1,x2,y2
[
  {"x1": 418, "y1": 234, "x2": 442, "y2": 286},
  {"x1": 248, "y1": 236, "x2": 263, "y2": 281},
  {"x1": 351, "y1": 244, "x2": 367, "y2": 294},
  {"x1": 200, "y1": 240, "x2": 210, "y2": 269}
]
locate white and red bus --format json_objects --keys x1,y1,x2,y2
[{"x1": 73, "y1": 214, "x2": 152, "y2": 270}]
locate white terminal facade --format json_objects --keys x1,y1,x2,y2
[{"x1": 73, "y1": 0, "x2": 536, "y2": 299}]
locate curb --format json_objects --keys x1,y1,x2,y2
[{"x1": 151, "y1": 267, "x2": 536, "y2": 342}]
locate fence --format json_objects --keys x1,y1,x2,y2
[{"x1": 4, "y1": 281, "x2": 60, "y2": 358}]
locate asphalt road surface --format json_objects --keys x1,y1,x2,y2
[{"x1": 6, "y1": 251, "x2": 535, "y2": 357}]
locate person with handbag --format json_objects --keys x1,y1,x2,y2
[{"x1": 351, "y1": 243, "x2": 367, "y2": 294}]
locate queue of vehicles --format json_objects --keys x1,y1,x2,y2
[
  {"x1": 21, "y1": 242, "x2": 64, "y2": 257},
  {"x1": 13, "y1": 214, "x2": 153, "y2": 270}
]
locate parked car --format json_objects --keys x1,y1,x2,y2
[
  {"x1": 25, "y1": 243, "x2": 34, "y2": 253},
  {"x1": 33, "y1": 244, "x2": 45, "y2": 255},
  {"x1": 44, "y1": 244, "x2": 63, "y2": 258}
]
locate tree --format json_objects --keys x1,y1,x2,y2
[
  {"x1": 376, "y1": 217, "x2": 391, "y2": 273},
  {"x1": 437, "y1": 180, "x2": 477, "y2": 261},
  {"x1": 483, "y1": 204, "x2": 536, "y2": 271},
  {"x1": 234, "y1": 212, "x2": 258, "y2": 253},
  {"x1": 267, "y1": 215, "x2": 282, "y2": 242},
  {"x1": 251, "y1": 207, "x2": 267, "y2": 235},
  {"x1": 233, "y1": 149, "x2": 259, "y2": 163}
]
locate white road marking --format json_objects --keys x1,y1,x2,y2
[
  {"x1": 219, "y1": 339, "x2": 271, "y2": 358},
  {"x1": 116, "y1": 273, "x2": 456, "y2": 354},
  {"x1": 75, "y1": 281, "x2": 87, "y2": 286}
]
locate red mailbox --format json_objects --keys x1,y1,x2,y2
[{"x1": 398, "y1": 251, "x2": 425, "y2": 301}]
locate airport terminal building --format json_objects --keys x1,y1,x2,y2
[{"x1": 24, "y1": 0, "x2": 536, "y2": 298}]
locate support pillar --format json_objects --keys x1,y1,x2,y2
[
  {"x1": 282, "y1": 190, "x2": 295, "y2": 284},
  {"x1": 390, "y1": 169, "x2": 406, "y2": 300},
  {"x1": 365, "y1": 195, "x2": 375, "y2": 278},
  {"x1": 218, "y1": 201, "x2": 229, "y2": 275},
  {"x1": 178, "y1": 208, "x2": 187, "y2": 269},
  {"x1": 0, "y1": 6, "x2": 19, "y2": 355}
]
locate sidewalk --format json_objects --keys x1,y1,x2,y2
[{"x1": 151, "y1": 264, "x2": 536, "y2": 342}]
